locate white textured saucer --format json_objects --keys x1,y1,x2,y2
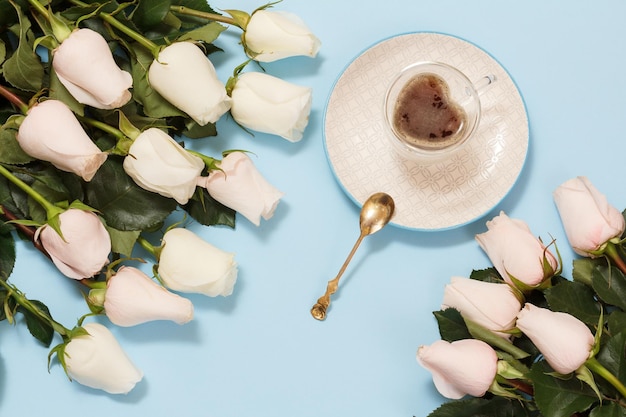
[{"x1": 324, "y1": 32, "x2": 529, "y2": 231}]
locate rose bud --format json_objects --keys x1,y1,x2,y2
[
  {"x1": 553, "y1": 176, "x2": 625, "y2": 256},
  {"x1": 417, "y1": 339, "x2": 498, "y2": 399},
  {"x1": 516, "y1": 303, "x2": 594, "y2": 374},
  {"x1": 442, "y1": 276, "x2": 522, "y2": 338},
  {"x1": 104, "y1": 266, "x2": 194, "y2": 327},
  {"x1": 35, "y1": 208, "x2": 111, "y2": 280},
  {"x1": 123, "y1": 128, "x2": 205, "y2": 204},
  {"x1": 148, "y1": 41, "x2": 231, "y2": 126},
  {"x1": 158, "y1": 228, "x2": 238, "y2": 297},
  {"x1": 243, "y1": 9, "x2": 321, "y2": 62},
  {"x1": 230, "y1": 72, "x2": 312, "y2": 142},
  {"x1": 16, "y1": 99, "x2": 107, "y2": 182},
  {"x1": 197, "y1": 152, "x2": 284, "y2": 226},
  {"x1": 63, "y1": 322, "x2": 143, "y2": 394},
  {"x1": 475, "y1": 211, "x2": 558, "y2": 288},
  {"x1": 53, "y1": 28, "x2": 132, "y2": 109}
]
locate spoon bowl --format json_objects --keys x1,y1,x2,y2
[{"x1": 311, "y1": 192, "x2": 395, "y2": 320}]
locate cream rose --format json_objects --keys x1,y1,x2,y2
[
  {"x1": 53, "y1": 28, "x2": 132, "y2": 109},
  {"x1": 442, "y1": 276, "x2": 522, "y2": 338},
  {"x1": 197, "y1": 152, "x2": 284, "y2": 226},
  {"x1": 230, "y1": 72, "x2": 312, "y2": 142},
  {"x1": 553, "y1": 176, "x2": 625, "y2": 256},
  {"x1": 16, "y1": 100, "x2": 107, "y2": 181},
  {"x1": 148, "y1": 42, "x2": 231, "y2": 126},
  {"x1": 123, "y1": 128, "x2": 205, "y2": 204},
  {"x1": 104, "y1": 266, "x2": 194, "y2": 327},
  {"x1": 516, "y1": 303, "x2": 594, "y2": 374},
  {"x1": 417, "y1": 339, "x2": 498, "y2": 399},
  {"x1": 475, "y1": 211, "x2": 558, "y2": 288},
  {"x1": 35, "y1": 209, "x2": 111, "y2": 280},
  {"x1": 63, "y1": 322, "x2": 143, "y2": 394},
  {"x1": 243, "y1": 10, "x2": 321, "y2": 62},
  {"x1": 158, "y1": 228, "x2": 238, "y2": 297}
]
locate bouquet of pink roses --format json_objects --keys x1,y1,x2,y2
[{"x1": 418, "y1": 176, "x2": 626, "y2": 417}]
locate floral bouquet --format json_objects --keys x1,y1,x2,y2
[
  {"x1": 0, "y1": 0, "x2": 320, "y2": 394},
  {"x1": 418, "y1": 176, "x2": 626, "y2": 416}
]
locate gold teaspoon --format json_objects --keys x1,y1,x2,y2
[{"x1": 311, "y1": 192, "x2": 395, "y2": 321}]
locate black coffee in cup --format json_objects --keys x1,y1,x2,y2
[{"x1": 391, "y1": 73, "x2": 468, "y2": 150}]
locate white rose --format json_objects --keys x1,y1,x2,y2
[
  {"x1": 198, "y1": 152, "x2": 284, "y2": 226},
  {"x1": 16, "y1": 100, "x2": 107, "y2": 181},
  {"x1": 230, "y1": 72, "x2": 312, "y2": 142},
  {"x1": 442, "y1": 276, "x2": 522, "y2": 338},
  {"x1": 64, "y1": 322, "x2": 143, "y2": 394},
  {"x1": 553, "y1": 176, "x2": 625, "y2": 256},
  {"x1": 243, "y1": 10, "x2": 321, "y2": 62},
  {"x1": 123, "y1": 128, "x2": 204, "y2": 204},
  {"x1": 52, "y1": 28, "x2": 132, "y2": 109},
  {"x1": 148, "y1": 42, "x2": 231, "y2": 126},
  {"x1": 158, "y1": 228, "x2": 238, "y2": 297},
  {"x1": 475, "y1": 211, "x2": 558, "y2": 288},
  {"x1": 35, "y1": 209, "x2": 111, "y2": 280},
  {"x1": 516, "y1": 303, "x2": 594, "y2": 374},
  {"x1": 417, "y1": 339, "x2": 498, "y2": 399},
  {"x1": 104, "y1": 266, "x2": 194, "y2": 327}
]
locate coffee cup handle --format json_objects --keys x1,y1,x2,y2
[{"x1": 474, "y1": 74, "x2": 497, "y2": 96}]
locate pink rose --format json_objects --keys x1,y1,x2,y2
[
  {"x1": 63, "y1": 322, "x2": 143, "y2": 394},
  {"x1": 442, "y1": 276, "x2": 522, "y2": 338},
  {"x1": 16, "y1": 100, "x2": 107, "y2": 181},
  {"x1": 35, "y1": 208, "x2": 111, "y2": 279},
  {"x1": 516, "y1": 303, "x2": 594, "y2": 374},
  {"x1": 104, "y1": 266, "x2": 194, "y2": 327},
  {"x1": 475, "y1": 211, "x2": 558, "y2": 288},
  {"x1": 198, "y1": 152, "x2": 284, "y2": 226},
  {"x1": 553, "y1": 176, "x2": 625, "y2": 256},
  {"x1": 417, "y1": 339, "x2": 498, "y2": 399},
  {"x1": 148, "y1": 42, "x2": 231, "y2": 126},
  {"x1": 158, "y1": 228, "x2": 238, "y2": 297},
  {"x1": 53, "y1": 28, "x2": 132, "y2": 109}
]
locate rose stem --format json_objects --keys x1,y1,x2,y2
[
  {"x1": 0, "y1": 278, "x2": 69, "y2": 337},
  {"x1": 66, "y1": 0, "x2": 160, "y2": 58},
  {"x1": 169, "y1": 6, "x2": 238, "y2": 27},
  {"x1": 586, "y1": 357, "x2": 626, "y2": 398},
  {"x1": 604, "y1": 242, "x2": 626, "y2": 275},
  {"x1": 0, "y1": 84, "x2": 29, "y2": 115}
]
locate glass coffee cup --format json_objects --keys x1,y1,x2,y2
[{"x1": 383, "y1": 61, "x2": 495, "y2": 161}]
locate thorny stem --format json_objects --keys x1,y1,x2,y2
[
  {"x1": 604, "y1": 241, "x2": 626, "y2": 275},
  {"x1": 0, "y1": 205, "x2": 50, "y2": 259},
  {"x1": 0, "y1": 84, "x2": 29, "y2": 115},
  {"x1": 0, "y1": 164, "x2": 63, "y2": 221},
  {"x1": 0, "y1": 279, "x2": 69, "y2": 337},
  {"x1": 169, "y1": 6, "x2": 237, "y2": 27}
]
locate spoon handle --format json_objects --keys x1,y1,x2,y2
[{"x1": 311, "y1": 233, "x2": 366, "y2": 320}]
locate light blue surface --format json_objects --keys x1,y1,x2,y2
[{"x1": 3, "y1": 1, "x2": 626, "y2": 416}]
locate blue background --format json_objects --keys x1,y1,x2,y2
[{"x1": 2, "y1": 1, "x2": 626, "y2": 416}]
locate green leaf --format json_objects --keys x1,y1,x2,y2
[
  {"x1": 426, "y1": 396, "x2": 532, "y2": 417},
  {"x1": 132, "y1": 0, "x2": 172, "y2": 29},
  {"x1": 17, "y1": 300, "x2": 55, "y2": 347},
  {"x1": 608, "y1": 311, "x2": 626, "y2": 337},
  {"x1": 469, "y1": 267, "x2": 503, "y2": 283},
  {"x1": 177, "y1": 21, "x2": 226, "y2": 44},
  {"x1": 590, "y1": 402, "x2": 626, "y2": 417},
  {"x1": 2, "y1": 5, "x2": 45, "y2": 92},
  {"x1": 530, "y1": 361, "x2": 598, "y2": 417},
  {"x1": 592, "y1": 264, "x2": 626, "y2": 311},
  {"x1": 573, "y1": 257, "x2": 605, "y2": 286},
  {"x1": 0, "y1": 221, "x2": 16, "y2": 281},
  {"x1": 0, "y1": 114, "x2": 33, "y2": 164},
  {"x1": 432, "y1": 308, "x2": 472, "y2": 342},
  {"x1": 183, "y1": 187, "x2": 236, "y2": 227},
  {"x1": 105, "y1": 225, "x2": 140, "y2": 257},
  {"x1": 84, "y1": 157, "x2": 177, "y2": 231},
  {"x1": 543, "y1": 279, "x2": 602, "y2": 326}
]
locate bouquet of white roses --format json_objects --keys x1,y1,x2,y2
[
  {"x1": 418, "y1": 176, "x2": 626, "y2": 417},
  {"x1": 0, "y1": 0, "x2": 319, "y2": 395}
]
